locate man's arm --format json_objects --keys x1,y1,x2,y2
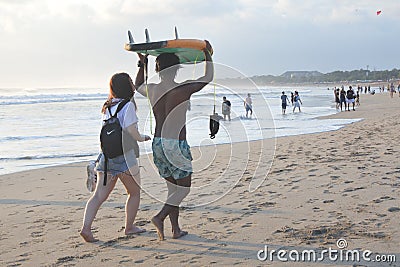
[
  {"x1": 182, "y1": 41, "x2": 214, "y2": 94},
  {"x1": 135, "y1": 53, "x2": 148, "y2": 96}
]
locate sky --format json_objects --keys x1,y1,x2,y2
[{"x1": 0, "y1": 0, "x2": 399, "y2": 88}]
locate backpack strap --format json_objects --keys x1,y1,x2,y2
[
  {"x1": 103, "y1": 99, "x2": 130, "y2": 186},
  {"x1": 103, "y1": 155, "x2": 108, "y2": 186},
  {"x1": 108, "y1": 99, "x2": 131, "y2": 118}
]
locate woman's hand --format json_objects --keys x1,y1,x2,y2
[{"x1": 141, "y1": 134, "x2": 151, "y2": 142}]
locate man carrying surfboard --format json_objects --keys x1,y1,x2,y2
[{"x1": 136, "y1": 41, "x2": 213, "y2": 240}]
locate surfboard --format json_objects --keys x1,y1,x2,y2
[{"x1": 124, "y1": 28, "x2": 213, "y2": 64}]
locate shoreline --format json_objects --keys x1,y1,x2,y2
[
  {"x1": 0, "y1": 92, "x2": 399, "y2": 266},
  {"x1": 0, "y1": 102, "x2": 358, "y2": 178}
]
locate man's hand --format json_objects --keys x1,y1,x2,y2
[
  {"x1": 137, "y1": 53, "x2": 148, "y2": 67},
  {"x1": 203, "y1": 40, "x2": 213, "y2": 55}
]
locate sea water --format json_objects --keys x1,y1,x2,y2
[{"x1": 0, "y1": 85, "x2": 363, "y2": 176}]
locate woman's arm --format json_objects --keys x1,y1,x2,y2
[{"x1": 125, "y1": 123, "x2": 151, "y2": 142}]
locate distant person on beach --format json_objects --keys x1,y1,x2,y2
[
  {"x1": 346, "y1": 86, "x2": 355, "y2": 111},
  {"x1": 290, "y1": 92, "x2": 294, "y2": 105},
  {"x1": 356, "y1": 91, "x2": 360, "y2": 106},
  {"x1": 281, "y1": 91, "x2": 290, "y2": 114},
  {"x1": 334, "y1": 88, "x2": 340, "y2": 109},
  {"x1": 80, "y1": 72, "x2": 151, "y2": 242},
  {"x1": 244, "y1": 93, "x2": 253, "y2": 118},
  {"x1": 398, "y1": 84, "x2": 400, "y2": 97},
  {"x1": 339, "y1": 88, "x2": 347, "y2": 111},
  {"x1": 390, "y1": 83, "x2": 395, "y2": 98},
  {"x1": 136, "y1": 43, "x2": 213, "y2": 240},
  {"x1": 222, "y1": 96, "x2": 231, "y2": 121},
  {"x1": 292, "y1": 91, "x2": 302, "y2": 113}
]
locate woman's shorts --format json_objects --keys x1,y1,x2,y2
[
  {"x1": 95, "y1": 149, "x2": 138, "y2": 177},
  {"x1": 294, "y1": 102, "x2": 300, "y2": 108},
  {"x1": 347, "y1": 99, "x2": 355, "y2": 103}
]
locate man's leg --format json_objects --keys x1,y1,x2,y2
[
  {"x1": 151, "y1": 177, "x2": 176, "y2": 241},
  {"x1": 169, "y1": 175, "x2": 191, "y2": 239}
]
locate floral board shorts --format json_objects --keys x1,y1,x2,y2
[
  {"x1": 95, "y1": 149, "x2": 137, "y2": 177},
  {"x1": 152, "y1": 137, "x2": 193, "y2": 180}
]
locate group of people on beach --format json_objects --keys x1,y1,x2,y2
[
  {"x1": 334, "y1": 85, "x2": 359, "y2": 112},
  {"x1": 221, "y1": 93, "x2": 253, "y2": 121},
  {"x1": 333, "y1": 82, "x2": 400, "y2": 112},
  {"x1": 279, "y1": 91, "x2": 302, "y2": 114},
  {"x1": 80, "y1": 42, "x2": 214, "y2": 242},
  {"x1": 378, "y1": 82, "x2": 400, "y2": 96},
  {"x1": 385, "y1": 82, "x2": 400, "y2": 98},
  {"x1": 222, "y1": 90, "x2": 303, "y2": 118}
]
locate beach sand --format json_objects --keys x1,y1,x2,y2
[{"x1": 0, "y1": 93, "x2": 399, "y2": 266}]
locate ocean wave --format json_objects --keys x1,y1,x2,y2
[
  {"x1": 0, "y1": 93, "x2": 107, "y2": 106},
  {"x1": 0, "y1": 133, "x2": 88, "y2": 142},
  {"x1": 0, "y1": 152, "x2": 97, "y2": 161}
]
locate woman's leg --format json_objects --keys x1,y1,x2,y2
[
  {"x1": 81, "y1": 172, "x2": 117, "y2": 242},
  {"x1": 119, "y1": 165, "x2": 144, "y2": 235}
]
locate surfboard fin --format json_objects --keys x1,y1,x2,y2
[
  {"x1": 128, "y1": 30, "x2": 134, "y2": 44},
  {"x1": 174, "y1": 26, "x2": 179, "y2": 39},
  {"x1": 145, "y1": 29, "x2": 150, "y2": 43}
]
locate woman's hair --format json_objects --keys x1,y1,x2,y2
[
  {"x1": 102, "y1": 72, "x2": 137, "y2": 113},
  {"x1": 155, "y1": 53, "x2": 180, "y2": 79}
]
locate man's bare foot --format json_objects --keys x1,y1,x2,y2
[
  {"x1": 172, "y1": 230, "x2": 188, "y2": 239},
  {"x1": 125, "y1": 226, "x2": 146, "y2": 235},
  {"x1": 80, "y1": 229, "x2": 98, "y2": 242},
  {"x1": 151, "y1": 216, "x2": 165, "y2": 241}
]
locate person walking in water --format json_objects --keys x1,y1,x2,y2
[
  {"x1": 292, "y1": 91, "x2": 303, "y2": 113},
  {"x1": 136, "y1": 42, "x2": 213, "y2": 240},
  {"x1": 334, "y1": 88, "x2": 340, "y2": 109},
  {"x1": 222, "y1": 96, "x2": 231, "y2": 121},
  {"x1": 281, "y1": 91, "x2": 290, "y2": 115},
  {"x1": 244, "y1": 93, "x2": 253, "y2": 118},
  {"x1": 339, "y1": 88, "x2": 347, "y2": 111},
  {"x1": 290, "y1": 92, "x2": 294, "y2": 106}
]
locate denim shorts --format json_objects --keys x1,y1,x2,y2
[
  {"x1": 152, "y1": 137, "x2": 193, "y2": 180},
  {"x1": 95, "y1": 149, "x2": 137, "y2": 177}
]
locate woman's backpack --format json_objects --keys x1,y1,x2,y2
[{"x1": 100, "y1": 99, "x2": 129, "y2": 185}]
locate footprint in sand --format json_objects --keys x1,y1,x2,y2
[
  {"x1": 241, "y1": 222, "x2": 253, "y2": 228},
  {"x1": 388, "y1": 207, "x2": 400, "y2": 212}
]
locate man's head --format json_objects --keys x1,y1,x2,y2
[
  {"x1": 156, "y1": 53, "x2": 180, "y2": 71},
  {"x1": 155, "y1": 53, "x2": 180, "y2": 80},
  {"x1": 223, "y1": 96, "x2": 226, "y2": 101},
  {"x1": 282, "y1": 91, "x2": 285, "y2": 95}
]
